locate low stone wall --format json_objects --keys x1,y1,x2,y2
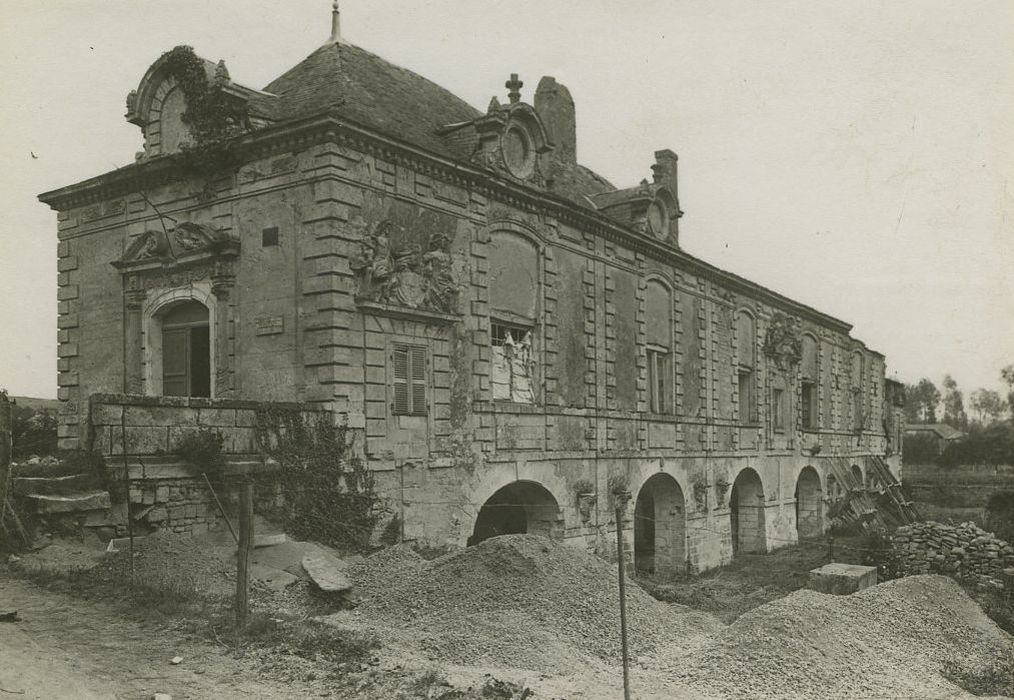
[
  {"x1": 891, "y1": 521, "x2": 1014, "y2": 589},
  {"x1": 86, "y1": 393, "x2": 336, "y2": 536}
]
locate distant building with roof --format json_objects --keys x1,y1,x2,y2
[
  {"x1": 37, "y1": 6, "x2": 901, "y2": 572},
  {"x1": 904, "y1": 423, "x2": 965, "y2": 458}
]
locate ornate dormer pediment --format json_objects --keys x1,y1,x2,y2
[
  {"x1": 113, "y1": 222, "x2": 240, "y2": 274},
  {"x1": 591, "y1": 150, "x2": 683, "y2": 247},
  {"x1": 126, "y1": 46, "x2": 275, "y2": 161},
  {"x1": 444, "y1": 74, "x2": 554, "y2": 187}
]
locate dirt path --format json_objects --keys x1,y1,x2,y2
[{"x1": 0, "y1": 576, "x2": 319, "y2": 700}]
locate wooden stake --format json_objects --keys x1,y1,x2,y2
[
  {"x1": 0, "y1": 393, "x2": 12, "y2": 532},
  {"x1": 203, "y1": 472, "x2": 237, "y2": 544},
  {"x1": 615, "y1": 497, "x2": 632, "y2": 700},
  {"x1": 235, "y1": 479, "x2": 253, "y2": 630}
]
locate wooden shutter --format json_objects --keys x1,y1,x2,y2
[
  {"x1": 393, "y1": 346, "x2": 409, "y2": 414},
  {"x1": 393, "y1": 345, "x2": 426, "y2": 416},
  {"x1": 410, "y1": 345, "x2": 426, "y2": 415},
  {"x1": 162, "y1": 328, "x2": 189, "y2": 396}
]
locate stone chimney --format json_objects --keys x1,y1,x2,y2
[{"x1": 534, "y1": 76, "x2": 576, "y2": 163}]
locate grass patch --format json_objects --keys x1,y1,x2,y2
[
  {"x1": 637, "y1": 536, "x2": 873, "y2": 623},
  {"x1": 942, "y1": 649, "x2": 1014, "y2": 697}
]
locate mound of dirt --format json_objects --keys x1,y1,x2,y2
[
  {"x1": 666, "y1": 574, "x2": 1013, "y2": 699},
  {"x1": 348, "y1": 535, "x2": 722, "y2": 673}
]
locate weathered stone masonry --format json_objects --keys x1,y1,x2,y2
[{"x1": 39, "y1": 28, "x2": 899, "y2": 572}]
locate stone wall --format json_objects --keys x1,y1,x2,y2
[
  {"x1": 891, "y1": 521, "x2": 1014, "y2": 588},
  {"x1": 89, "y1": 394, "x2": 335, "y2": 535}
]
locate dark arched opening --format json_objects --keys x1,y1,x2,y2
[
  {"x1": 469, "y1": 480, "x2": 561, "y2": 546},
  {"x1": 730, "y1": 468, "x2": 766, "y2": 554},
  {"x1": 851, "y1": 464, "x2": 864, "y2": 491},
  {"x1": 634, "y1": 473, "x2": 686, "y2": 575},
  {"x1": 795, "y1": 467, "x2": 823, "y2": 539}
]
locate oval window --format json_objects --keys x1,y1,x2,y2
[
  {"x1": 502, "y1": 125, "x2": 533, "y2": 178},
  {"x1": 647, "y1": 199, "x2": 668, "y2": 237}
]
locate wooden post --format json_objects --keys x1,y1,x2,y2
[
  {"x1": 614, "y1": 494, "x2": 632, "y2": 700},
  {"x1": 0, "y1": 393, "x2": 12, "y2": 528},
  {"x1": 235, "y1": 479, "x2": 253, "y2": 629}
]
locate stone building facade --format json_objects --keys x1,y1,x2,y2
[{"x1": 39, "y1": 20, "x2": 899, "y2": 572}]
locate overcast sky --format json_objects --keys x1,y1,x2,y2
[{"x1": 1, "y1": 0, "x2": 1011, "y2": 400}]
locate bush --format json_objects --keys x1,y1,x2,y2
[
  {"x1": 10, "y1": 402, "x2": 58, "y2": 459},
  {"x1": 856, "y1": 530, "x2": 902, "y2": 580},
  {"x1": 255, "y1": 409, "x2": 385, "y2": 552},
  {"x1": 939, "y1": 423, "x2": 1014, "y2": 467},
  {"x1": 985, "y1": 491, "x2": 1014, "y2": 543},
  {"x1": 173, "y1": 428, "x2": 225, "y2": 477}
]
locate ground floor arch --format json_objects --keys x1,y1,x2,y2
[
  {"x1": 633, "y1": 473, "x2": 686, "y2": 575},
  {"x1": 468, "y1": 480, "x2": 562, "y2": 546},
  {"x1": 730, "y1": 467, "x2": 766, "y2": 554},
  {"x1": 851, "y1": 464, "x2": 864, "y2": 489},
  {"x1": 795, "y1": 466, "x2": 823, "y2": 539}
]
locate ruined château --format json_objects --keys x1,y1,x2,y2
[{"x1": 38, "y1": 9, "x2": 903, "y2": 572}]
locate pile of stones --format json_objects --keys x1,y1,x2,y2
[{"x1": 891, "y1": 521, "x2": 1014, "y2": 589}]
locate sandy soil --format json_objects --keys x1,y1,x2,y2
[{"x1": 0, "y1": 577, "x2": 321, "y2": 700}]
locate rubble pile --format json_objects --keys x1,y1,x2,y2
[
  {"x1": 891, "y1": 521, "x2": 1014, "y2": 588},
  {"x1": 666, "y1": 575, "x2": 1012, "y2": 699},
  {"x1": 347, "y1": 534, "x2": 722, "y2": 673}
]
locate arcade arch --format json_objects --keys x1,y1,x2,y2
[
  {"x1": 633, "y1": 473, "x2": 686, "y2": 575},
  {"x1": 730, "y1": 468, "x2": 766, "y2": 554}
]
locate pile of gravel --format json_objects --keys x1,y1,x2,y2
[
  {"x1": 666, "y1": 574, "x2": 1012, "y2": 699},
  {"x1": 348, "y1": 535, "x2": 721, "y2": 673},
  {"x1": 85, "y1": 530, "x2": 235, "y2": 599}
]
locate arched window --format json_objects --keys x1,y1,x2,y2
[
  {"x1": 159, "y1": 300, "x2": 210, "y2": 397},
  {"x1": 488, "y1": 232, "x2": 538, "y2": 403},
  {"x1": 645, "y1": 280, "x2": 673, "y2": 414},
  {"x1": 801, "y1": 335, "x2": 818, "y2": 430},
  {"x1": 737, "y1": 311, "x2": 757, "y2": 424}
]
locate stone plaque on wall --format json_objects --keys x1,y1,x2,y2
[{"x1": 256, "y1": 315, "x2": 284, "y2": 336}]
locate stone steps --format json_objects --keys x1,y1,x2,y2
[
  {"x1": 13, "y1": 473, "x2": 100, "y2": 496},
  {"x1": 24, "y1": 489, "x2": 112, "y2": 514}
]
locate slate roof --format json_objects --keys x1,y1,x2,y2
[
  {"x1": 264, "y1": 42, "x2": 482, "y2": 160},
  {"x1": 262, "y1": 41, "x2": 616, "y2": 208},
  {"x1": 904, "y1": 423, "x2": 965, "y2": 440}
]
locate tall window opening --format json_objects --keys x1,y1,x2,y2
[
  {"x1": 736, "y1": 311, "x2": 756, "y2": 424},
  {"x1": 772, "y1": 387, "x2": 786, "y2": 432},
  {"x1": 851, "y1": 351, "x2": 865, "y2": 431},
  {"x1": 488, "y1": 231, "x2": 539, "y2": 404},
  {"x1": 801, "y1": 334, "x2": 818, "y2": 430},
  {"x1": 160, "y1": 300, "x2": 210, "y2": 397},
  {"x1": 645, "y1": 280, "x2": 673, "y2": 414},
  {"x1": 491, "y1": 323, "x2": 534, "y2": 403},
  {"x1": 392, "y1": 344, "x2": 427, "y2": 416}
]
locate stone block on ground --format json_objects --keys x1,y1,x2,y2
[
  {"x1": 302, "y1": 551, "x2": 353, "y2": 593},
  {"x1": 808, "y1": 563, "x2": 878, "y2": 595},
  {"x1": 250, "y1": 563, "x2": 300, "y2": 592}
]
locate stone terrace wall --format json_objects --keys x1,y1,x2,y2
[
  {"x1": 903, "y1": 462, "x2": 1014, "y2": 508},
  {"x1": 87, "y1": 393, "x2": 336, "y2": 535},
  {"x1": 891, "y1": 521, "x2": 1014, "y2": 589}
]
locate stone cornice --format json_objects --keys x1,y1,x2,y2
[{"x1": 39, "y1": 110, "x2": 855, "y2": 335}]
